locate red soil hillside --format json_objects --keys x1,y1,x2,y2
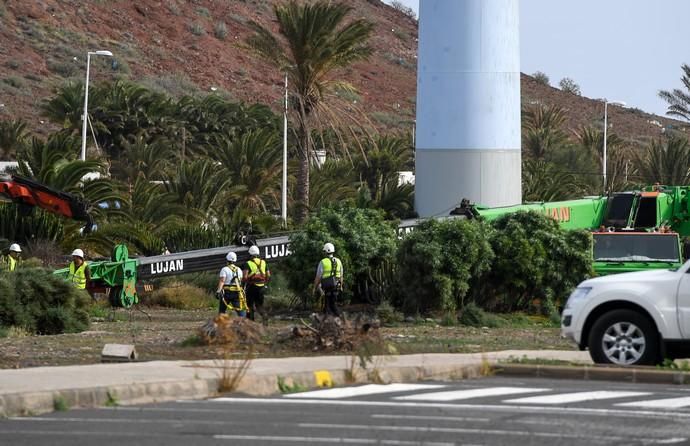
[{"x1": 0, "y1": 0, "x2": 685, "y2": 143}]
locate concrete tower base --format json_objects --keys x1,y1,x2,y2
[{"x1": 415, "y1": 149, "x2": 522, "y2": 217}]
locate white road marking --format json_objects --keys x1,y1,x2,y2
[
  {"x1": 394, "y1": 387, "x2": 550, "y2": 401},
  {"x1": 298, "y1": 422, "x2": 686, "y2": 444},
  {"x1": 282, "y1": 383, "x2": 445, "y2": 399},
  {"x1": 209, "y1": 397, "x2": 690, "y2": 420},
  {"x1": 215, "y1": 435, "x2": 454, "y2": 445},
  {"x1": 504, "y1": 391, "x2": 651, "y2": 404},
  {"x1": 7, "y1": 416, "x2": 230, "y2": 426},
  {"x1": 617, "y1": 396, "x2": 690, "y2": 409},
  {"x1": 372, "y1": 414, "x2": 490, "y2": 423}
]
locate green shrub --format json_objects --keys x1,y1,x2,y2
[
  {"x1": 145, "y1": 282, "x2": 214, "y2": 309},
  {"x1": 376, "y1": 299, "x2": 403, "y2": 325},
  {"x1": 189, "y1": 22, "x2": 205, "y2": 36},
  {"x1": 264, "y1": 266, "x2": 298, "y2": 313},
  {"x1": 3, "y1": 77, "x2": 25, "y2": 88},
  {"x1": 196, "y1": 7, "x2": 211, "y2": 17},
  {"x1": 53, "y1": 395, "x2": 69, "y2": 411},
  {"x1": 532, "y1": 71, "x2": 550, "y2": 86},
  {"x1": 396, "y1": 219, "x2": 494, "y2": 316},
  {"x1": 166, "y1": 0, "x2": 180, "y2": 15},
  {"x1": 214, "y1": 21, "x2": 228, "y2": 40},
  {"x1": 458, "y1": 302, "x2": 505, "y2": 328},
  {"x1": 559, "y1": 77, "x2": 581, "y2": 95},
  {"x1": 481, "y1": 211, "x2": 592, "y2": 314},
  {"x1": 0, "y1": 268, "x2": 90, "y2": 335},
  {"x1": 283, "y1": 206, "x2": 398, "y2": 304}
]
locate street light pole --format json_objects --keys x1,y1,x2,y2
[
  {"x1": 81, "y1": 50, "x2": 113, "y2": 161},
  {"x1": 602, "y1": 99, "x2": 626, "y2": 194},
  {"x1": 281, "y1": 73, "x2": 288, "y2": 225}
]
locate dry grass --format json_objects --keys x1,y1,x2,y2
[
  {"x1": 145, "y1": 283, "x2": 214, "y2": 310},
  {"x1": 197, "y1": 314, "x2": 260, "y2": 393},
  {"x1": 216, "y1": 347, "x2": 254, "y2": 393}
]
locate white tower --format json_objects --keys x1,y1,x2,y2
[{"x1": 415, "y1": 0, "x2": 522, "y2": 217}]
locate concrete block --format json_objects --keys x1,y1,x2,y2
[{"x1": 101, "y1": 344, "x2": 137, "y2": 362}]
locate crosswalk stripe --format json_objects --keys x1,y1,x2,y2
[
  {"x1": 394, "y1": 387, "x2": 550, "y2": 401},
  {"x1": 504, "y1": 391, "x2": 651, "y2": 404},
  {"x1": 616, "y1": 396, "x2": 690, "y2": 409},
  {"x1": 283, "y1": 383, "x2": 445, "y2": 399}
]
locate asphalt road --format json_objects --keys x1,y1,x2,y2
[{"x1": 3, "y1": 376, "x2": 690, "y2": 446}]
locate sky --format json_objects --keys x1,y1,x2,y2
[{"x1": 384, "y1": 0, "x2": 690, "y2": 117}]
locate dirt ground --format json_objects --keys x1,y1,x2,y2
[{"x1": 0, "y1": 307, "x2": 576, "y2": 369}]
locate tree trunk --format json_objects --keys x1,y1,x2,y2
[{"x1": 296, "y1": 115, "x2": 311, "y2": 224}]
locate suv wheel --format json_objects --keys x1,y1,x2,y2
[{"x1": 588, "y1": 309, "x2": 659, "y2": 366}]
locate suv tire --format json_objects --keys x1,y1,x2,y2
[{"x1": 588, "y1": 309, "x2": 659, "y2": 366}]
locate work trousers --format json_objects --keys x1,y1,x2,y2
[
  {"x1": 323, "y1": 288, "x2": 341, "y2": 317},
  {"x1": 245, "y1": 285, "x2": 265, "y2": 321},
  {"x1": 219, "y1": 290, "x2": 245, "y2": 317}
]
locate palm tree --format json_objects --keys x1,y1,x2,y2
[
  {"x1": 309, "y1": 159, "x2": 358, "y2": 210},
  {"x1": 522, "y1": 104, "x2": 568, "y2": 159},
  {"x1": 116, "y1": 133, "x2": 174, "y2": 182},
  {"x1": 0, "y1": 119, "x2": 30, "y2": 159},
  {"x1": 574, "y1": 125, "x2": 625, "y2": 169},
  {"x1": 659, "y1": 64, "x2": 690, "y2": 121},
  {"x1": 634, "y1": 136, "x2": 690, "y2": 185},
  {"x1": 213, "y1": 129, "x2": 282, "y2": 213},
  {"x1": 164, "y1": 158, "x2": 231, "y2": 221},
  {"x1": 356, "y1": 135, "x2": 413, "y2": 203},
  {"x1": 522, "y1": 160, "x2": 585, "y2": 202},
  {"x1": 245, "y1": 0, "x2": 374, "y2": 222},
  {"x1": 42, "y1": 81, "x2": 85, "y2": 132}
]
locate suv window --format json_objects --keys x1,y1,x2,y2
[{"x1": 593, "y1": 233, "x2": 680, "y2": 262}]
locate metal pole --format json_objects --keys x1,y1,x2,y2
[
  {"x1": 603, "y1": 101, "x2": 608, "y2": 194},
  {"x1": 281, "y1": 73, "x2": 288, "y2": 225},
  {"x1": 81, "y1": 52, "x2": 91, "y2": 161}
]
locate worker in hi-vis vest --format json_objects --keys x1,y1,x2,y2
[
  {"x1": 67, "y1": 248, "x2": 91, "y2": 290},
  {"x1": 313, "y1": 242, "x2": 344, "y2": 317},
  {"x1": 243, "y1": 245, "x2": 270, "y2": 322},
  {"x1": 1, "y1": 243, "x2": 22, "y2": 272},
  {"x1": 216, "y1": 251, "x2": 247, "y2": 317}
]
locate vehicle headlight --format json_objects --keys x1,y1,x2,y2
[{"x1": 565, "y1": 287, "x2": 592, "y2": 309}]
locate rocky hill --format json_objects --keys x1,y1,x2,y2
[{"x1": 0, "y1": 0, "x2": 685, "y2": 142}]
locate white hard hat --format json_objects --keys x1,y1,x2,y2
[
  {"x1": 248, "y1": 245, "x2": 260, "y2": 256},
  {"x1": 9, "y1": 243, "x2": 21, "y2": 253},
  {"x1": 323, "y1": 242, "x2": 335, "y2": 254},
  {"x1": 71, "y1": 248, "x2": 84, "y2": 258},
  {"x1": 226, "y1": 252, "x2": 237, "y2": 262}
]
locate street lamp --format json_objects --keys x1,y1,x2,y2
[
  {"x1": 281, "y1": 73, "x2": 288, "y2": 226},
  {"x1": 602, "y1": 99, "x2": 626, "y2": 194},
  {"x1": 81, "y1": 50, "x2": 113, "y2": 161}
]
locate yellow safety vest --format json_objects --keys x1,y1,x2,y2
[
  {"x1": 223, "y1": 264, "x2": 243, "y2": 292},
  {"x1": 1, "y1": 255, "x2": 17, "y2": 272},
  {"x1": 247, "y1": 258, "x2": 268, "y2": 287},
  {"x1": 68, "y1": 261, "x2": 88, "y2": 289},
  {"x1": 320, "y1": 257, "x2": 343, "y2": 279}
]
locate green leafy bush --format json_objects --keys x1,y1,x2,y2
[
  {"x1": 394, "y1": 212, "x2": 591, "y2": 318},
  {"x1": 376, "y1": 299, "x2": 404, "y2": 325},
  {"x1": 283, "y1": 206, "x2": 398, "y2": 304},
  {"x1": 0, "y1": 268, "x2": 90, "y2": 334},
  {"x1": 396, "y1": 219, "x2": 494, "y2": 316},
  {"x1": 458, "y1": 302, "x2": 505, "y2": 328},
  {"x1": 481, "y1": 211, "x2": 592, "y2": 314}
]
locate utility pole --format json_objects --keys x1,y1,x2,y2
[{"x1": 281, "y1": 73, "x2": 288, "y2": 226}]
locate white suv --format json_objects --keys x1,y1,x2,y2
[{"x1": 561, "y1": 260, "x2": 690, "y2": 366}]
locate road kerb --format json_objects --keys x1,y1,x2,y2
[
  {"x1": 0, "y1": 362, "x2": 487, "y2": 418},
  {"x1": 494, "y1": 363, "x2": 690, "y2": 384}
]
